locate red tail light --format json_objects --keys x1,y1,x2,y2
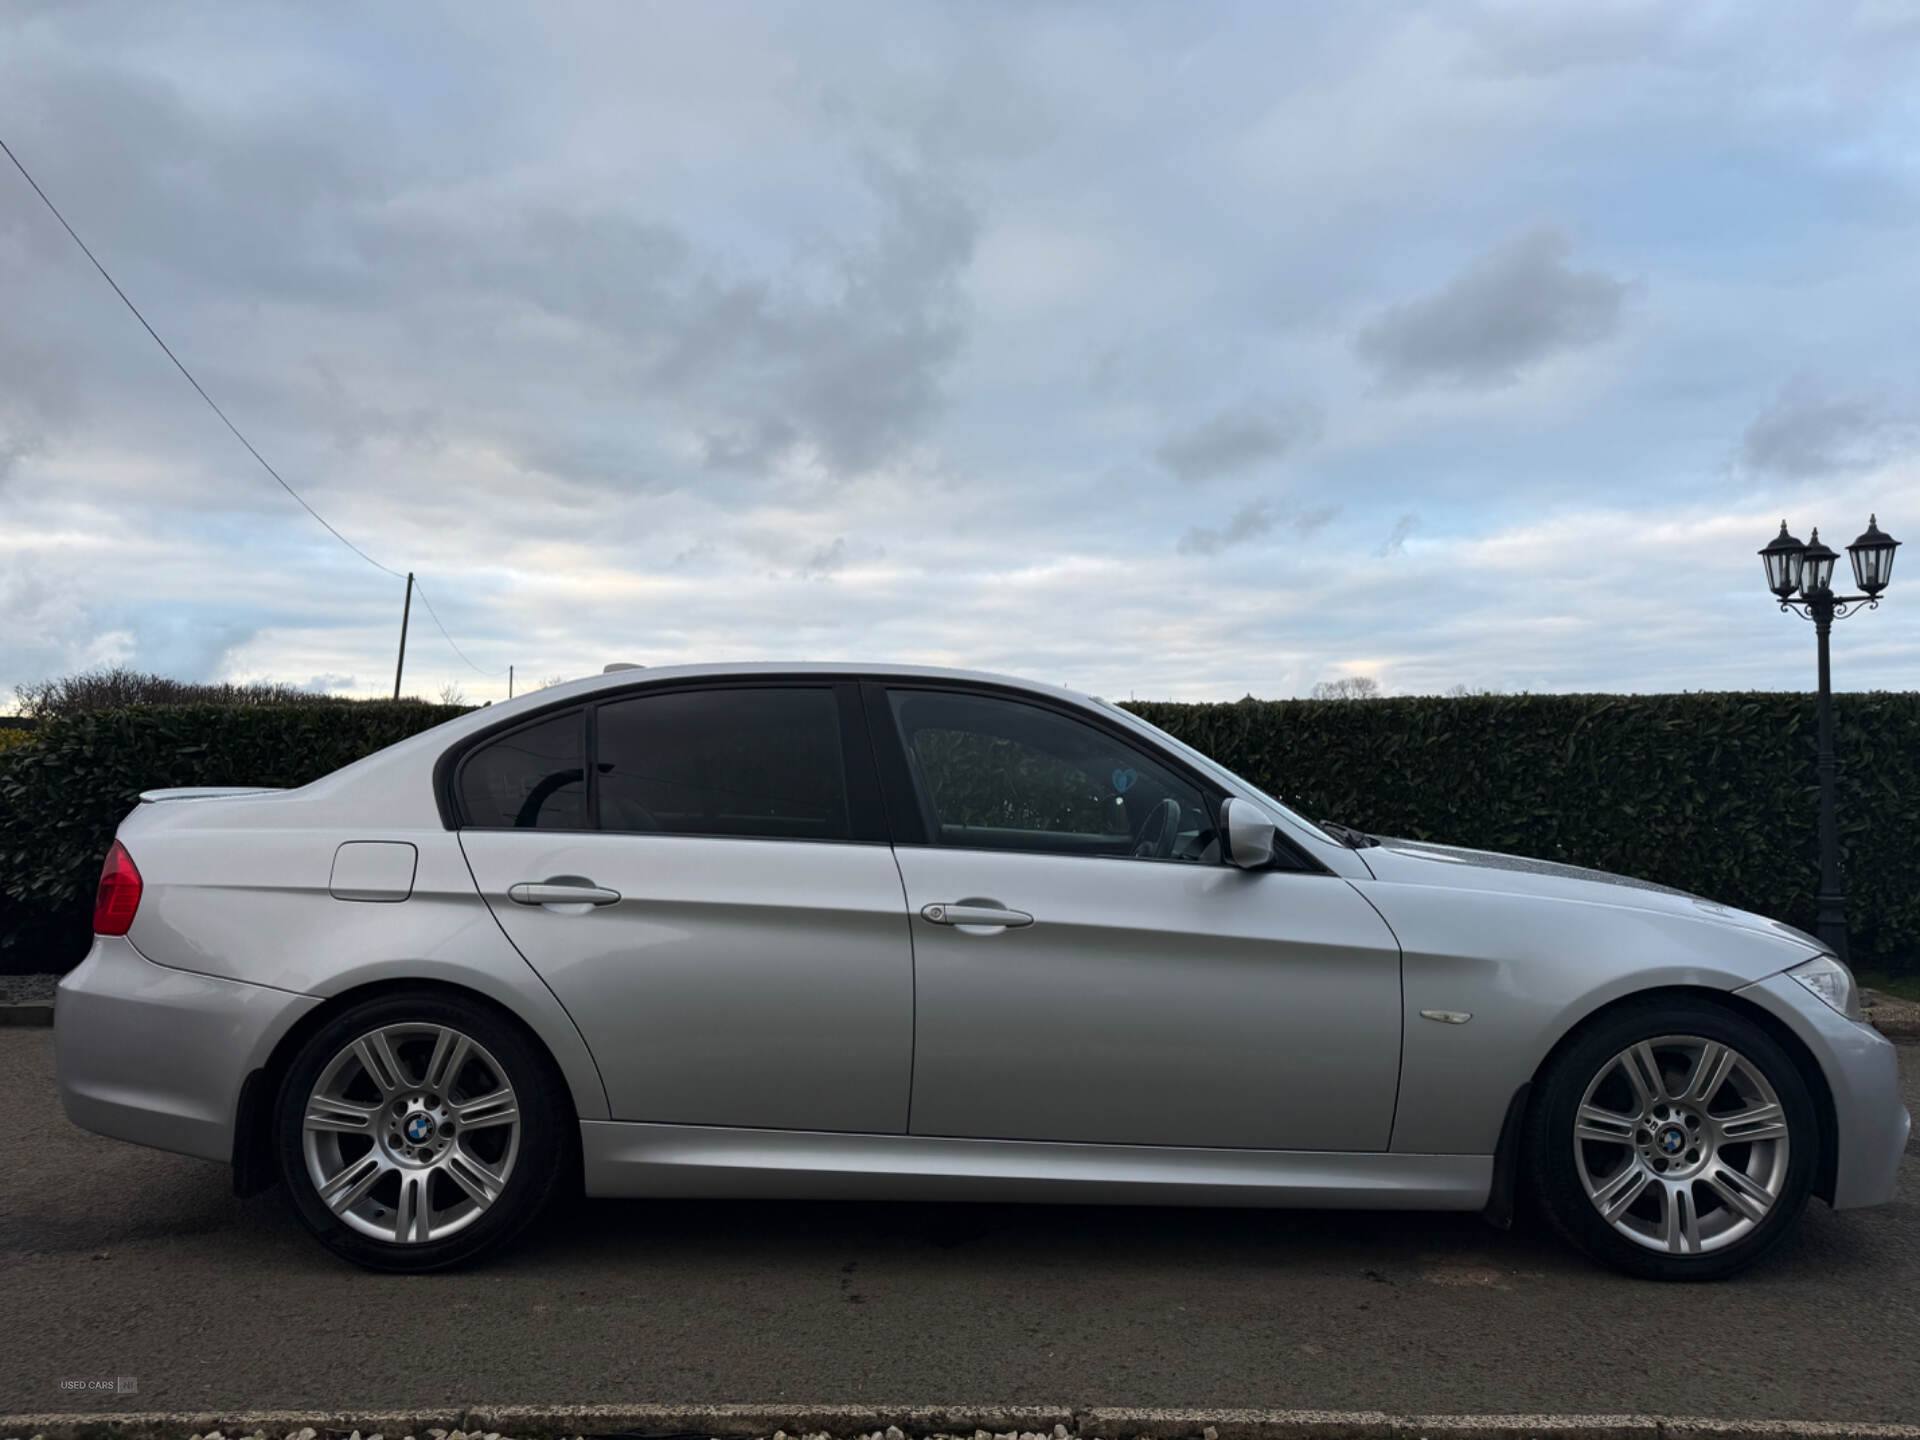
[{"x1": 93, "y1": 841, "x2": 143, "y2": 936}]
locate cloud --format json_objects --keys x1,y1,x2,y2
[
  {"x1": 1355, "y1": 229, "x2": 1631, "y2": 390},
  {"x1": 3, "y1": 5, "x2": 1920, "y2": 705},
  {"x1": 1178, "y1": 501, "x2": 1342, "y2": 555},
  {"x1": 1178, "y1": 500, "x2": 1280, "y2": 556},
  {"x1": 1154, "y1": 402, "x2": 1321, "y2": 483},
  {"x1": 1377, "y1": 513, "x2": 1419, "y2": 557},
  {"x1": 1740, "y1": 382, "x2": 1919, "y2": 479},
  {"x1": 798, "y1": 536, "x2": 851, "y2": 579}
]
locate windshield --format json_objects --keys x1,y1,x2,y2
[{"x1": 1093, "y1": 699, "x2": 1336, "y2": 845}]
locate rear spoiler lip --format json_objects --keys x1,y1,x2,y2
[{"x1": 137, "y1": 786, "x2": 284, "y2": 804}]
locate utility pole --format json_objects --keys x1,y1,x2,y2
[
  {"x1": 392, "y1": 571, "x2": 414, "y2": 700},
  {"x1": 509, "y1": 665, "x2": 514, "y2": 700}
]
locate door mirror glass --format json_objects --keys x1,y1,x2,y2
[{"x1": 1221, "y1": 797, "x2": 1275, "y2": 869}]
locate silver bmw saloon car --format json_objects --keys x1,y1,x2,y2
[{"x1": 57, "y1": 663, "x2": 1908, "y2": 1278}]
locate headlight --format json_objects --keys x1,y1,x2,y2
[{"x1": 1787, "y1": 954, "x2": 1861, "y2": 1021}]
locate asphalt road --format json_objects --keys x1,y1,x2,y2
[{"x1": 3, "y1": 1029, "x2": 1917, "y2": 1423}]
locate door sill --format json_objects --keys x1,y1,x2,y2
[{"x1": 579, "y1": 1120, "x2": 1491, "y2": 1209}]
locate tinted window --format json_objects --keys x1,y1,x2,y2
[
  {"x1": 458, "y1": 710, "x2": 586, "y2": 829},
  {"x1": 597, "y1": 687, "x2": 850, "y2": 841},
  {"x1": 888, "y1": 690, "x2": 1215, "y2": 861}
]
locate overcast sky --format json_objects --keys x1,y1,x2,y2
[{"x1": 4, "y1": 2, "x2": 1920, "y2": 704}]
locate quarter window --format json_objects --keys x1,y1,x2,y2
[
  {"x1": 595, "y1": 687, "x2": 851, "y2": 841},
  {"x1": 887, "y1": 690, "x2": 1216, "y2": 861},
  {"x1": 457, "y1": 710, "x2": 587, "y2": 829}
]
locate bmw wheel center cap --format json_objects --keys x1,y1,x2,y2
[{"x1": 404, "y1": 1111, "x2": 436, "y2": 1144}]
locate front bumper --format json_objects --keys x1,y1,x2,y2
[
  {"x1": 56, "y1": 935, "x2": 319, "y2": 1164},
  {"x1": 1735, "y1": 970, "x2": 1911, "y2": 1210}
]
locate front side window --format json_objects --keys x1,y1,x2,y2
[
  {"x1": 888, "y1": 689, "x2": 1215, "y2": 861},
  {"x1": 596, "y1": 687, "x2": 850, "y2": 841},
  {"x1": 458, "y1": 709, "x2": 587, "y2": 829}
]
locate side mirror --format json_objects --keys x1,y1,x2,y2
[{"x1": 1221, "y1": 796, "x2": 1275, "y2": 869}]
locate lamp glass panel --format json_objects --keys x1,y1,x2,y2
[{"x1": 1852, "y1": 542, "x2": 1893, "y2": 592}]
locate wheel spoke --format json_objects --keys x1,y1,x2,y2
[
  {"x1": 454, "y1": 1088, "x2": 519, "y2": 1129},
  {"x1": 394, "y1": 1173, "x2": 431, "y2": 1243},
  {"x1": 424, "y1": 1028, "x2": 471, "y2": 1097},
  {"x1": 1622, "y1": 1043, "x2": 1669, "y2": 1108},
  {"x1": 318, "y1": 1152, "x2": 385, "y2": 1215},
  {"x1": 442, "y1": 1146, "x2": 507, "y2": 1208},
  {"x1": 1592, "y1": 1161, "x2": 1652, "y2": 1222},
  {"x1": 1661, "y1": 1182, "x2": 1701, "y2": 1254},
  {"x1": 1575, "y1": 1103, "x2": 1638, "y2": 1145},
  {"x1": 1686, "y1": 1042, "x2": 1735, "y2": 1106},
  {"x1": 1704, "y1": 1165, "x2": 1775, "y2": 1224},
  {"x1": 304, "y1": 1096, "x2": 378, "y2": 1134},
  {"x1": 1716, "y1": 1102, "x2": 1788, "y2": 1145},
  {"x1": 354, "y1": 1030, "x2": 406, "y2": 1095}
]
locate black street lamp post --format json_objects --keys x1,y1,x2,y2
[{"x1": 1758, "y1": 516, "x2": 1900, "y2": 962}]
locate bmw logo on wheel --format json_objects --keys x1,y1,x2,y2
[{"x1": 405, "y1": 1112, "x2": 435, "y2": 1144}]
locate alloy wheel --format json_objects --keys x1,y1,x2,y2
[
  {"x1": 300, "y1": 1022, "x2": 521, "y2": 1244},
  {"x1": 1573, "y1": 1033, "x2": 1791, "y2": 1256}
]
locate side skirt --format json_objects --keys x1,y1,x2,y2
[{"x1": 580, "y1": 1121, "x2": 1492, "y2": 1209}]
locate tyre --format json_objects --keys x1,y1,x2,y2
[
  {"x1": 1525, "y1": 998, "x2": 1817, "y2": 1281},
  {"x1": 275, "y1": 991, "x2": 570, "y2": 1271}
]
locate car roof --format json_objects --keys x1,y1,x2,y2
[{"x1": 511, "y1": 661, "x2": 1099, "y2": 711}]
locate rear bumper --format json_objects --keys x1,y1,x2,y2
[
  {"x1": 55, "y1": 935, "x2": 319, "y2": 1163},
  {"x1": 1735, "y1": 971, "x2": 1911, "y2": 1210}
]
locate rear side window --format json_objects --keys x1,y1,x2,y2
[
  {"x1": 596, "y1": 687, "x2": 850, "y2": 841},
  {"x1": 457, "y1": 710, "x2": 587, "y2": 829}
]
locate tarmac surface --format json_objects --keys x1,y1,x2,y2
[{"x1": 3, "y1": 1029, "x2": 1915, "y2": 1422}]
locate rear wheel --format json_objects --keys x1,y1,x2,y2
[
  {"x1": 275, "y1": 991, "x2": 568, "y2": 1271},
  {"x1": 1526, "y1": 999, "x2": 1816, "y2": 1281}
]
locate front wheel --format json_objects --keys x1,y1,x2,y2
[
  {"x1": 275, "y1": 991, "x2": 569, "y2": 1271},
  {"x1": 1525, "y1": 999, "x2": 1817, "y2": 1281}
]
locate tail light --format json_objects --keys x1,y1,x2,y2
[{"x1": 93, "y1": 841, "x2": 143, "y2": 936}]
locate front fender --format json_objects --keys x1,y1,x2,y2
[{"x1": 1356, "y1": 882, "x2": 1820, "y2": 1154}]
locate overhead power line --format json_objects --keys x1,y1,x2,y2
[{"x1": 0, "y1": 133, "x2": 501, "y2": 679}]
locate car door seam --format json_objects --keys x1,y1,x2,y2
[
  {"x1": 887, "y1": 842, "x2": 919, "y2": 1136},
  {"x1": 1344, "y1": 877, "x2": 1408, "y2": 1154},
  {"x1": 453, "y1": 829, "x2": 614, "y2": 1119}
]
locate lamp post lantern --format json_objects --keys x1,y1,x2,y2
[{"x1": 1758, "y1": 516, "x2": 1900, "y2": 963}]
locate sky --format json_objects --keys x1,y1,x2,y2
[{"x1": 4, "y1": 1, "x2": 1920, "y2": 705}]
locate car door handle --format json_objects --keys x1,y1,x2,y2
[
  {"x1": 508, "y1": 881, "x2": 621, "y2": 907},
  {"x1": 921, "y1": 901, "x2": 1034, "y2": 929}
]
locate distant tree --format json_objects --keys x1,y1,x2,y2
[
  {"x1": 13, "y1": 666, "x2": 332, "y2": 718},
  {"x1": 1444, "y1": 683, "x2": 1504, "y2": 697},
  {"x1": 437, "y1": 681, "x2": 468, "y2": 706},
  {"x1": 1310, "y1": 676, "x2": 1382, "y2": 701},
  {"x1": 538, "y1": 674, "x2": 571, "y2": 691}
]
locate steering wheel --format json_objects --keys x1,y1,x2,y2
[{"x1": 1131, "y1": 796, "x2": 1182, "y2": 859}]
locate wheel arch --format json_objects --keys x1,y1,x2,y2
[
  {"x1": 1501, "y1": 984, "x2": 1838, "y2": 1211},
  {"x1": 232, "y1": 976, "x2": 584, "y2": 1198}
]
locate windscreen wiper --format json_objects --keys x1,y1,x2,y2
[{"x1": 1320, "y1": 819, "x2": 1380, "y2": 848}]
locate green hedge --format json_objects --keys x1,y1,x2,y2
[
  {"x1": 3, "y1": 691, "x2": 1914, "y2": 975},
  {"x1": 1124, "y1": 691, "x2": 1920, "y2": 973},
  {"x1": 0, "y1": 701, "x2": 466, "y2": 972}
]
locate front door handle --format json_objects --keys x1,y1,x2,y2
[
  {"x1": 508, "y1": 881, "x2": 621, "y2": 908},
  {"x1": 921, "y1": 900, "x2": 1034, "y2": 930}
]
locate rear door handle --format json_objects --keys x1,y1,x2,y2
[
  {"x1": 921, "y1": 901, "x2": 1034, "y2": 929},
  {"x1": 508, "y1": 881, "x2": 621, "y2": 908}
]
